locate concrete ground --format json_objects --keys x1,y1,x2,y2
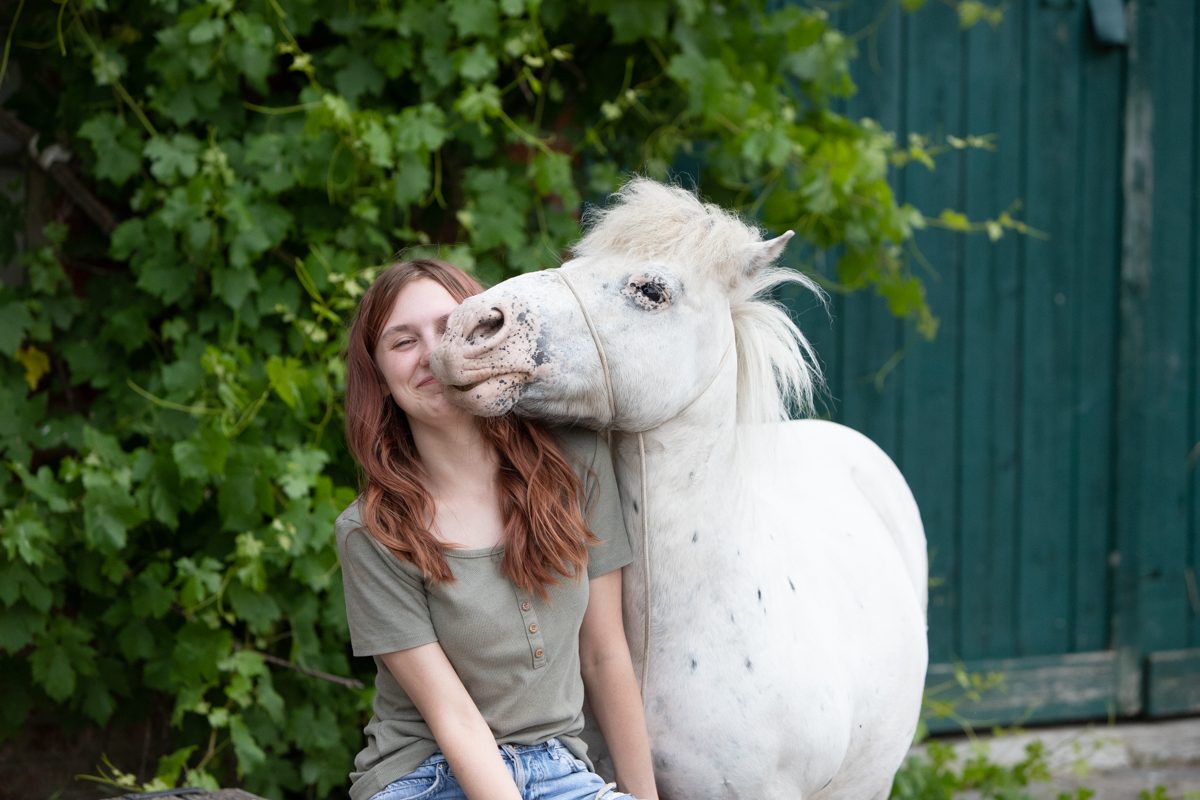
[{"x1": 928, "y1": 717, "x2": 1200, "y2": 799}]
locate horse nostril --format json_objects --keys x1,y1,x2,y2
[{"x1": 467, "y1": 307, "x2": 505, "y2": 344}]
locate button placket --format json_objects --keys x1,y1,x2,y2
[{"x1": 516, "y1": 592, "x2": 547, "y2": 669}]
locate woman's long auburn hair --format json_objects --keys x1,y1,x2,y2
[{"x1": 344, "y1": 259, "x2": 596, "y2": 599}]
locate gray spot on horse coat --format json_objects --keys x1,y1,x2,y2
[
  {"x1": 689, "y1": 658, "x2": 697, "y2": 672},
  {"x1": 745, "y1": 658, "x2": 753, "y2": 672},
  {"x1": 757, "y1": 588, "x2": 762, "y2": 602},
  {"x1": 788, "y1": 577, "x2": 796, "y2": 592},
  {"x1": 632, "y1": 500, "x2": 639, "y2": 513},
  {"x1": 692, "y1": 531, "x2": 699, "y2": 543}
]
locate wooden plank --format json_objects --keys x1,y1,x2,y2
[
  {"x1": 897, "y1": 0, "x2": 964, "y2": 665},
  {"x1": 1146, "y1": 648, "x2": 1200, "y2": 716},
  {"x1": 925, "y1": 651, "x2": 1122, "y2": 733},
  {"x1": 1127, "y1": 0, "x2": 1196, "y2": 655},
  {"x1": 1114, "y1": 0, "x2": 1197, "y2": 714},
  {"x1": 1070, "y1": 7, "x2": 1125, "y2": 655},
  {"x1": 1014, "y1": 0, "x2": 1083, "y2": 658},
  {"x1": 1193, "y1": 4, "x2": 1200, "y2": 652},
  {"x1": 957, "y1": 2, "x2": 1023, "y2": 662},
  {"x1": 835, "y1": 292, "x2": 900, "y2": 442},
  {"x1": 1113, "y1": 0, "x2": 1154, "y2": 716},
  {"x1": 835, "y1": 0, "x2": 904, "y2": 454}
]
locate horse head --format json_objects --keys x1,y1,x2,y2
[{"x1": 431, "y1": 178, "x2": 821, "y2": 430}]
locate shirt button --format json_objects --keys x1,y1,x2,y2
[
  {"x1": 520, "y1": 601, "x2": 531, "y2": 611},
  {"x1": 534, "y1": 648, "x2": 544, "y2": 658},
  {"x1": 528, "y1": 623, "x2": 538, "y2": 634}
]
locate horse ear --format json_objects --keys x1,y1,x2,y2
[{"x1": 746, "y1": 230, "x2": 795, "y2": 273}]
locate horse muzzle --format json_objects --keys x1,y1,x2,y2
[{"x1": 431, "y1": 294, "x2": 542, "y2": 416}]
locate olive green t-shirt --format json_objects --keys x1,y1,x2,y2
[{"x1": 336, "y1": 429, "x2": 634, "y2": 800}]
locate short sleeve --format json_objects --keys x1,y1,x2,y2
[
  {"x1": 576, "y1": 433, "x2": 635, "y2": 578},
  {"x1": 336, "y1": 503, "x2": 439, "y2": 657}
]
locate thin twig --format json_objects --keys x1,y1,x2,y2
[{"x1": 248, "y1": 648, "x2": 365, "y2": 690}]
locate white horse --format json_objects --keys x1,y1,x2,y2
[{"x1": 430, "y1": 179, "x2": 928, "y2": 800}]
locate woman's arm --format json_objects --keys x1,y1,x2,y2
[
  {"x1": 380, "y1": 644, "x2": 522, "y2": 800},
  {"x1": 579, "y1": 569, "x2": 659, "y2": 800}
]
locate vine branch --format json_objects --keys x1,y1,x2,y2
[{"x1": 240, "y1": 646, "x2": 366, "y2": 690}]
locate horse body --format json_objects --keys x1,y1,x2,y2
[
  {"x1": 430, "y1": 179, "x2": 928, "y2": 799},
  {"x1": 612, "y1": 415, "x2": 925, "y2": 799}
]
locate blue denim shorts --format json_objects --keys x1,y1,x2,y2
[{"x1": 367, "y1": 739, "x2": 634, "y2": 800}]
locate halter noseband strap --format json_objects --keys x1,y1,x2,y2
[{"x1": 551, "y1": 269, "x2": 620, "y2": 427}]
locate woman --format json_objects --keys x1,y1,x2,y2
[{"x1": 336, "y1": 258, "x2": 658, "y2": 800}]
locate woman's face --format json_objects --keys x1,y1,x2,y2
[{"x1": 373, "y1": 278, "x2": 466, "y2": 425}]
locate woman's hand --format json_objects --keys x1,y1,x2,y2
[
  {"x1": 579, "y1": 569, "x2": 660, "y2": 800},
  {"x1": 380, "y1": 643, "x2": 523, "y2": 800}
]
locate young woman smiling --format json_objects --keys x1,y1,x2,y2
[{"x1": 336, "y1": 259, "x2": 657, "y2": 800}]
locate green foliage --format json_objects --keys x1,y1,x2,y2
[
  {"x1": 921, "y1": 663, "x2": 1009, "y2": 736},
  {"x1": 896, "y1": 675, "x2": 1197, "y2": 800},
  {"x1": 892, "y1": 739, "x2": 1053, "y2": 800},
  {"x1": 2, "y1": 0, "x2": 1013, "y2": 796},
  {"x1": 892, "y1": 736, "x2": 1196, "y2": 800}
]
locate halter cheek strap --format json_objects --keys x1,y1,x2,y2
[{"x1": 550, "y1": 267, "x2": 733, "y2": 701}]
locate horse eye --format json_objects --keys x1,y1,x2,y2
[
  {"x1": 622, "y1": 273, "x2": 673, "y2": 310},
  {"x1": 639, "y1": 283, "x2": 665, "y2": 303}
]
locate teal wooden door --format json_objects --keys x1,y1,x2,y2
[{"x1": 787, "y1": 0, "x2": 1200, "y2": 728}]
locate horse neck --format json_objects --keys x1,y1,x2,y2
[
  {"x1": 609, "y1": 361, "x2": 746, "y2": 671},
  {"x1": 610, "y1": 357, "x2": 743, "y2": 547}
]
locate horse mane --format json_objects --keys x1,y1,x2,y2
[{"x1": 574, "y1": 178, "x2": 825, "y2": 424}]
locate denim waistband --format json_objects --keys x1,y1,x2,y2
[{"x1": 421, "y1": 738, "x2": 569, "y2": 765}]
